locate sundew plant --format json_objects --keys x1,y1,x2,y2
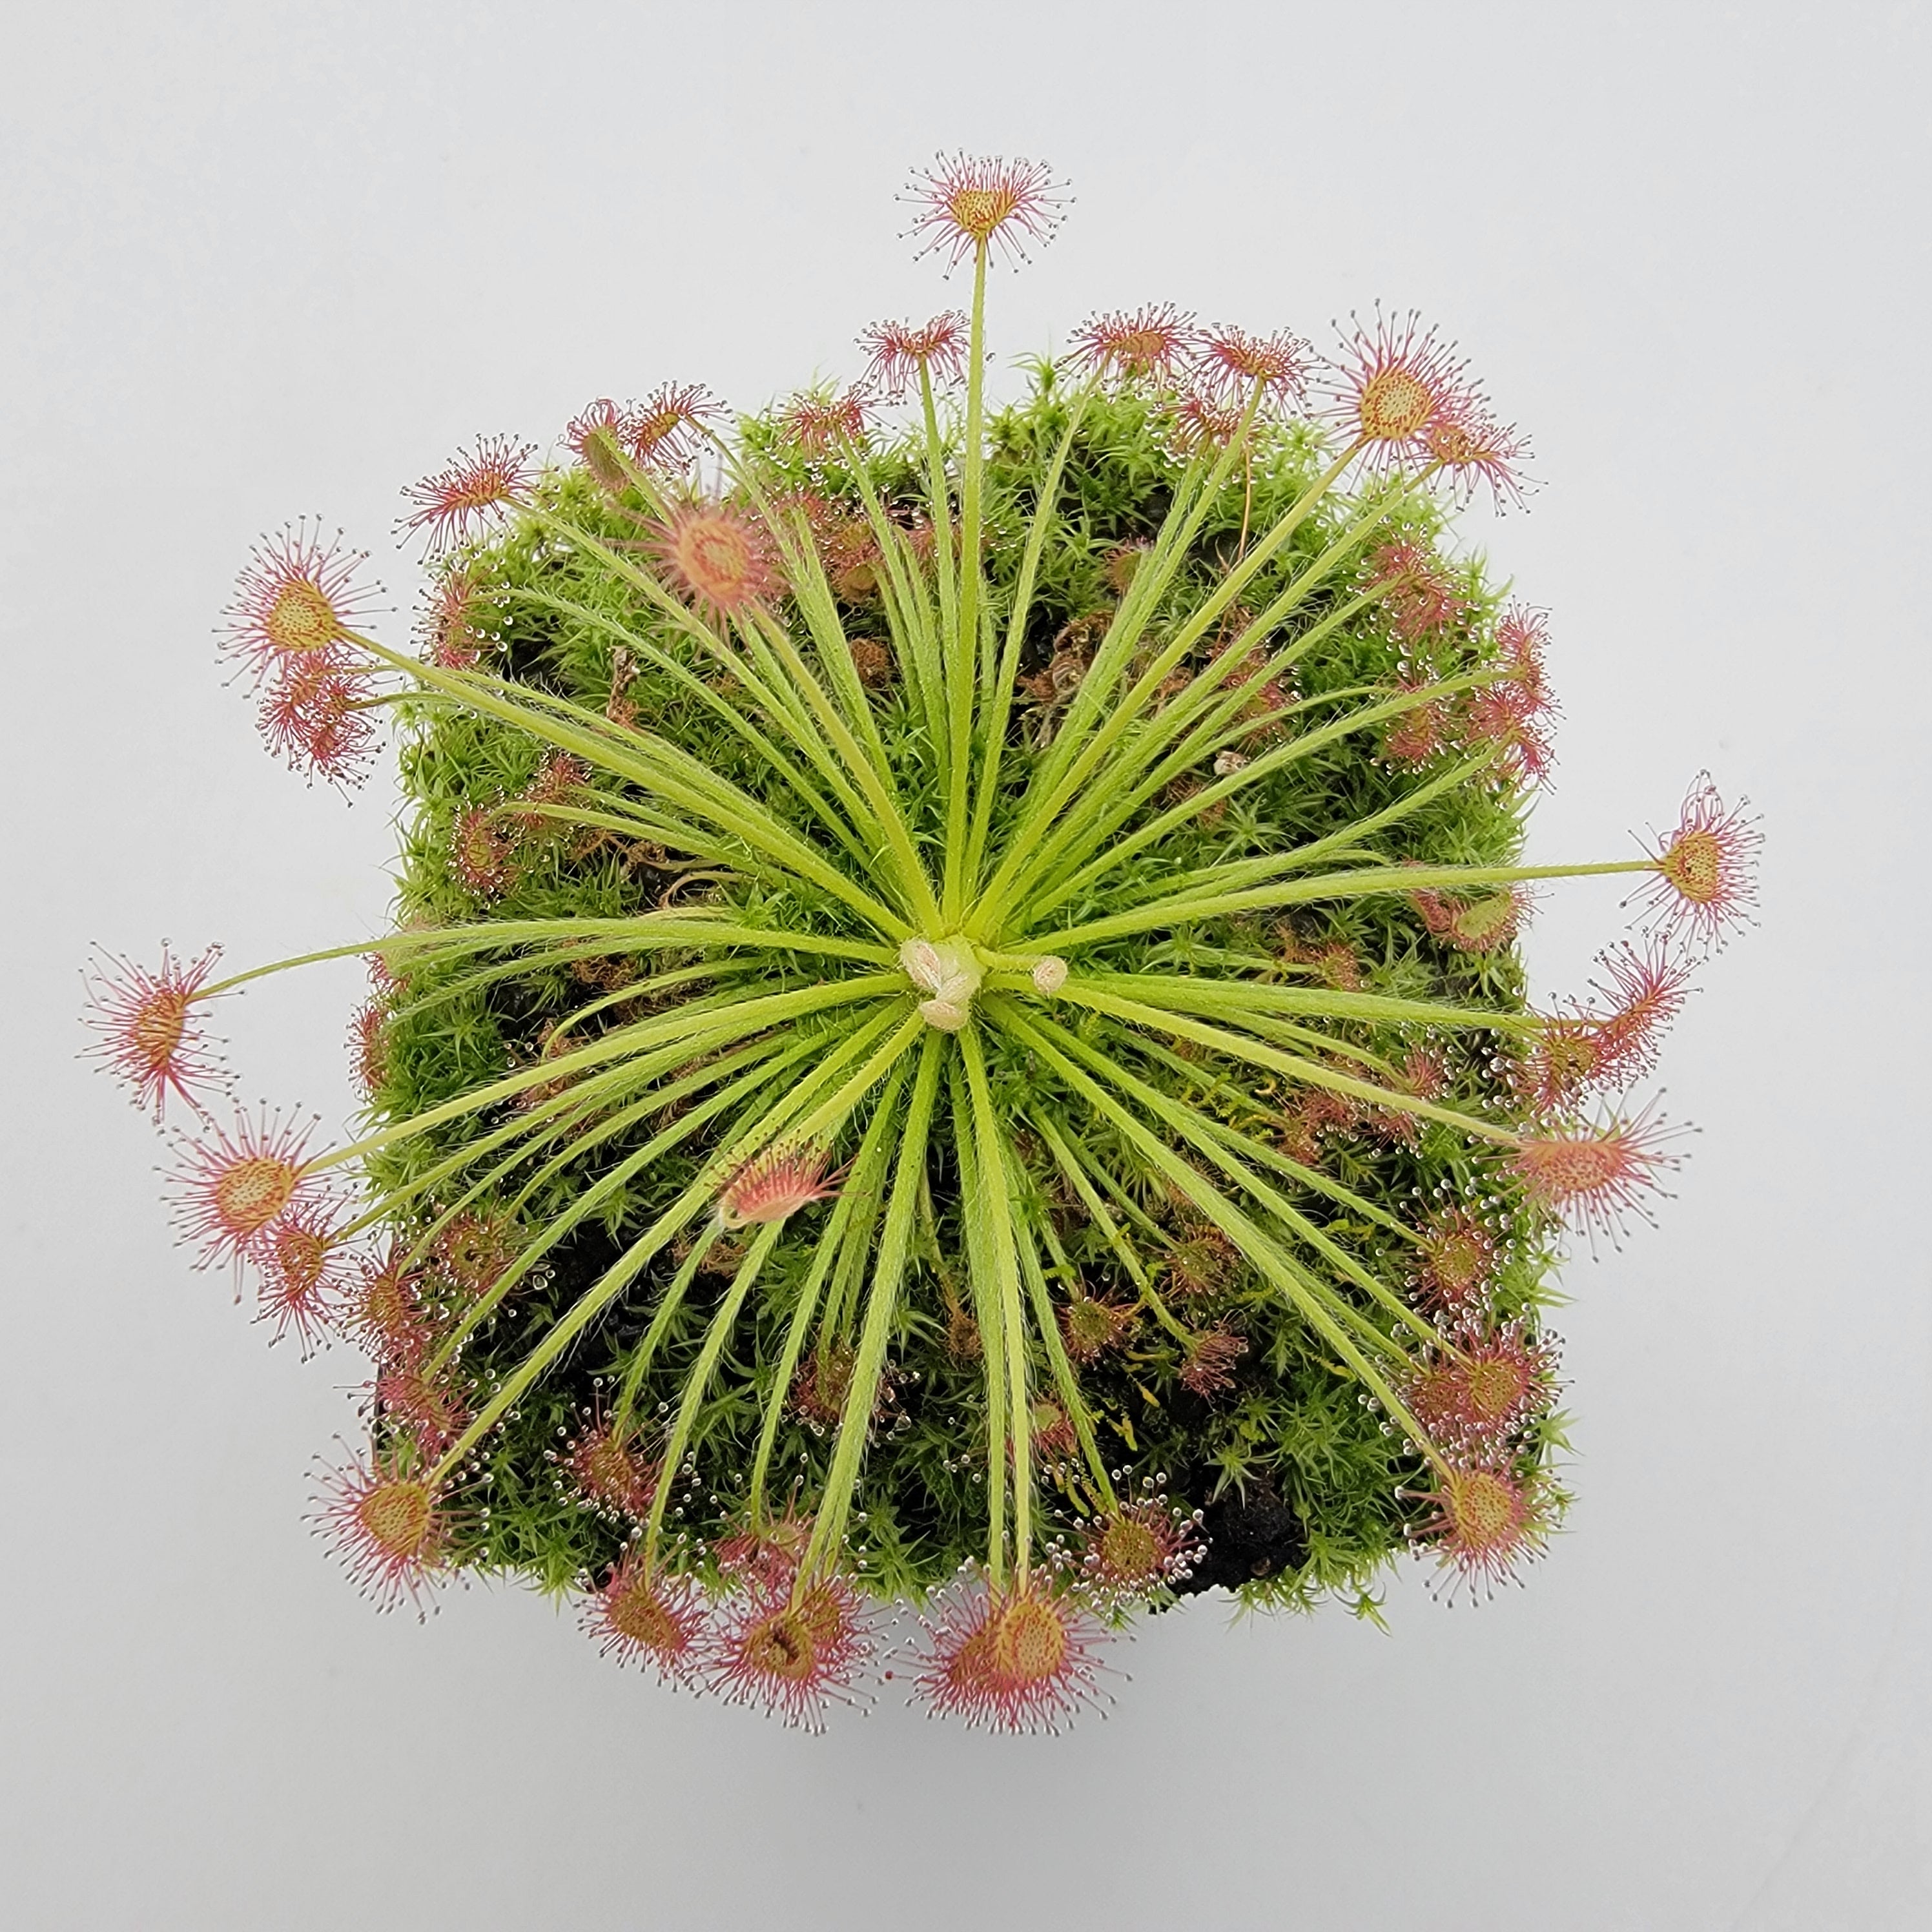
[{"x1": 88, "y1": 155, "x2": 1757, "y2": 1732}]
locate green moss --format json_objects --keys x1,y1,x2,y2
[{"x1": 358, "y1": 370, "x2": 1563, "y2": 1617}]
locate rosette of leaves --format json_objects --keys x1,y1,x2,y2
[{"x1": 92, "y1": 158, "x2": 1756, "y2": 1730}]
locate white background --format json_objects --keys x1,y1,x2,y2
[{"x1": 3, "y1": 3, "x2": 1926, "y2": 1926}]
